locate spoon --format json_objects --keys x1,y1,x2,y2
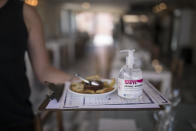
[{"x1": 74, "y1": 73, "x2": 99, "y2": 86}]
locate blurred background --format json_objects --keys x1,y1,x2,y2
[{"x1": 25, "y1": 0, "x2": 196, "y2": 130}]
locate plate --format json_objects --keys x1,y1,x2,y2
[{"x1": 67, "y1": 79, "x2": 117, "y2": 97}]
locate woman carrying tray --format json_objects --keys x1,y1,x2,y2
[{"x1": 0, "y1": 0, "x2": 71, "y2": 130}]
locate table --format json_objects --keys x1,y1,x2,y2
[
  {"x1": 46, "y1": 38, "x2": 75, "y2": 68},
  {"x1": 39, "y1": 80, "x2": 169, "y2": 111},
  {"x1": 25, "y1": 38, "x2": 75, "y2": 88},
  {"x1": 37, "y1": 80, "x2": 169, "y2": 131}
]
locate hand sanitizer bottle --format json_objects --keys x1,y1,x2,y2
[{"x1": 118, "y1": 49, "x2": 143, "y2": 99}]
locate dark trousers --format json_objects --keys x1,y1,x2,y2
[{"x1": 1, "y1": 120, "x2": 35, "y2": 131}]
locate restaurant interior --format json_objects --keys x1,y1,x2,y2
[{"x1": 23, "y1": 0, "x2": 196, "y2": 130}]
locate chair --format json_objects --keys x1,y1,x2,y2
[
  {"x1": 170, "y1": 56, "x2": 184, "y2": 90},
  {"x1": 34, "y1": 111, "x2": 64, "y2": 131}
]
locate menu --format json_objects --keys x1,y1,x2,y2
[{"x1": 46, "y1": 80, "x2": 170, "y2": 110}]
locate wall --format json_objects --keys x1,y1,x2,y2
[
  {"x1": 190, "y1": 2, "x2": 196, "y2": 65},
  {"x1": 36, "y1": 0, "x2": 62, "y2": 39},
  {"x1": 191, "y1": 11, "x2": 196, "y2": 65}
]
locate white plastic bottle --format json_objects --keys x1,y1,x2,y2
[{"x1": 118, "y1": 49, "x2": 143, "y2": 99}]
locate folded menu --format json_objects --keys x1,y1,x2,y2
[{"x1": 46, "y1": 80, "x2": 170, "y2": 110}]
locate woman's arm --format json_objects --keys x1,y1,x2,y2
[{"x1": 23, "y1": 4, "x2": 71, "y2": 84}]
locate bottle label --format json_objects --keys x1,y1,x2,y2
[{"x1": 118, "y1": 78, "x2": 143, "y2": 90}]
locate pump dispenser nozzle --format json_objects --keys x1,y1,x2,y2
[{"x1": 120, "y1": 49, "x2": 135, "y2": 68}]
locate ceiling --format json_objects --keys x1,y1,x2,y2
[
  {"x1": 44, "y1": 0, "x2": 196, "y2": 14},
  {"x1": 47, "y1": 0, "x2": 196, "y2": 7},
  {"x1": 46, "y1": 0, "x2": 156, "y2": 14},
  {"x1": 48, "y1": 0, "x2": 155, "y2": 4}
]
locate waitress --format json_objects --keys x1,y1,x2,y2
[{"x1": 0, "y1": 0, "x2": 71, "y2": 130}]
